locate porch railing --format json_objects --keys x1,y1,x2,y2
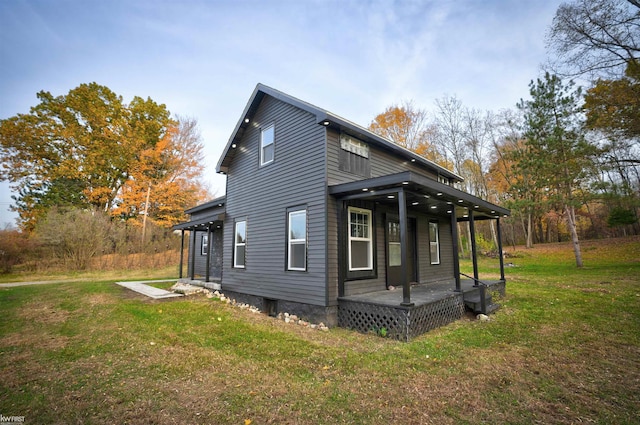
[{"x1": 460, "y1": 272, "x2": 488, "y2": 315}]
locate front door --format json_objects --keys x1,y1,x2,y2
[{"x1": 386, "y1": 216, "x2": 417, "y2": 288}]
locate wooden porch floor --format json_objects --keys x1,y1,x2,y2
[{"x1": 339, "y1": 279, "x2": 504, "y2": 308}]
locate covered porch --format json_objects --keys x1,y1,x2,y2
[
  {"x1": 172, "y1": 198, "x2": 226, "y2": 284},
  {"x1": 329, "y1": 171, "x2": 510, "y2": 339}
]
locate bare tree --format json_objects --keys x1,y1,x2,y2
[
  {"x1": 433, "y1": 95, "x2": 467, "y2": 176},
  {"x1": 546, "y1": 0, "x2": 640, "y2": 78}
]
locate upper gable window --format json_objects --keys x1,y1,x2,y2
[
  {"x1": 261, "y1": 124, "x2": 275, "y2": 166},
  {"x1": 339, "y1": 133, "x2": 371, "y2": 177}
]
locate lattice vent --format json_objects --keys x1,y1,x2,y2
[
  {"x1": 406, "y1": 296, "x2": 465, "y2": 340},
  {"x1": 338, "y1": 295, "x2": 466, "y2": 341}
]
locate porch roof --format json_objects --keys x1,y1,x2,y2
[
  {"x1": 172, "y1": 212, "x2": 225, "y2": 231},
  {"x1": 328, "y1": 171, "x2": 510, "y2": 220}
]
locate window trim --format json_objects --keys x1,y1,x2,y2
[
  {"x1": 233, "y1": 220, "x2": 247, "y2": 269},
  {"x1": 260, "y1": 124, "x2": 275, "y2": 166},
  {"x1": 201, "y1": 233, "x2": 208, "y2": 256},
  {"x1": 287, "y1": 209, "x2": 307, "y2": 271},
  {"x1": 429, "y1": 221, "x2": 440, "y2": 265},
  {"x1": 348, "y1": 206, "x2": 373, "y2": 271}
]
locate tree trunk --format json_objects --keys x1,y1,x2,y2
[
  {"x1": 565, "y1": 204, "x2": 583, "y2": 268},
  {"x1": 490, "y1": 220, "x2": 498, "y2": 252},
  {"x1": 526, "y1": 211, "x2": 533, "y2": 249}
]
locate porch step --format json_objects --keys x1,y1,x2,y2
[{"x1": 463, "y1": 291, "x2": 500, "y2": 314}]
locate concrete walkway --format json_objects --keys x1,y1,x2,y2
[
  {"x1": 0, "y1": 279, "x2": 92, "y2": 288},
  {"x1": 115, "y1": 280, "x2": 183, "y2": 299}
]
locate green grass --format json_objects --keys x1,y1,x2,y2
[{"x1": 1, "y1": 237, "x2": 639, "y2": 424}]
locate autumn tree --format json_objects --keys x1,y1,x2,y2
[
  {"x1": 368, "y1": 101, "x2": 446, "y2": 166},
  {"x1": 546, "y1": 0, "x2": 640, "y2": 78},
  {"x1": 0, "y1": 83, "x2": 207, "y2": 231},
  {"x1": 113, "y1": 116, "x2": 208, "y2": 228},
  {"x1": 517, "y1": 73, "x2": 600, "y2": 267}
]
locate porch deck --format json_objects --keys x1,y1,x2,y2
[{"x1": 338, "y1": 279, "x2": 505, "y2": 341}]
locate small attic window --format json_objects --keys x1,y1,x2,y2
[
  {"x1": 340, "y1": 134, "x2": 369, "y2": 158},
  {"x1": 339, "y1": 133, "x2": 370, "y2": 177}
]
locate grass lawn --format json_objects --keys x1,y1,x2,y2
[{"x1": 1, "y1": 237, "x2": 639, "y2": 424}]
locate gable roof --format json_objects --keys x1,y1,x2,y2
[{"x1": 215, "y1": 83, "x2": 463, "y2": 182}]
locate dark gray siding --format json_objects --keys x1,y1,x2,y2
[
  {"x1": 222, "y1": 95, "x2": 328, "y2": 306},
  {"x1": 340, "y1": 206, "x2": 455, "y2": 296},
  {"x1": 327, "y1": 128, "x2": 456, "y2": 297},
  {"x1": 416, "y1": 216, "x2": 454, "y2": 283},
  {"x1": 326, "y1": 129, "x2": 441, "y2": 186},
  {"x1": 187, "y1": 229, "x2": 223, "y2": 280}
]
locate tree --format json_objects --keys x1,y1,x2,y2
[
  {"x1": 584, "y1": 61, "x2": 640, "y2": 142},
  {"x1": 433, "y1": 95, "x2": 467, "y2": 176},
  {"x1": 113, "y1": 116, "x2": 208, "y2": 228},
  {"x1": 546, "y1": 0, "x2": 640, "y2": 78},
  {"x1": 368, "y1": 101, "x2": 446, "y2": 166},
  {"x1": 35, "y1": 207, "x2": 112, "y2": 270},
  {"x1": 517, "y1": 73, "x2": 600, "y2": 267},
  {"x1": 0, "y1": 83, "x2": 206, "y2": 231}
]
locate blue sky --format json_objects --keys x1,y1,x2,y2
[{"x1": 0, "y1": 0, "x2": 563, "y2": 227}]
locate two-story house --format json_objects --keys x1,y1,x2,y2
[{"x1": 174, "y1": 84, "x2": 510, "y2": 340}]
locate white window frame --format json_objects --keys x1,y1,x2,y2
[
  {"x1": 348, "y1": 207, "x2": 373, "y2": 271},
  {"x1": 201, "y1": 234, "x2": 208, "y2": 256},
  {"x1": 260, "y1": 124, "x2": 275, "y2": 166},
  {"x1": 234, "y1": 220, "x2": 246, "y2": 269},
  {"x1": 429, "y1": 221, "x2": 440, "y2": 265},
  {"x1": 287, "y1": 210, "x2": 307, "y2": 271}
]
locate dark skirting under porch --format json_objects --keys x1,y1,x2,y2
[{"x1": 338, "y1": 279, "x2": 505, "y2": 341}]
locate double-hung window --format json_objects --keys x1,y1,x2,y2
[
  {"x1": 429, "y1": 221, "x2": 440, "y2": 265},
  {"x1": 234, "y1": 221, "x2": 246, "y2": 268},
  {"x1": 201, "y1": 234, "x2": 208, "y2": 256},
  {"x1": 260, "y1": 124, "x2": 275, "y2": 166},
  {"x1": 348, "y1": 207, "x2": 373, "y2": 271},
  {"x1": 287, "y1": 210, "x2": 307, "y2": 271}
]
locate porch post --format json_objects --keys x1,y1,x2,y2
[
  {"x1": 179, "y1": 230, "x2": 185, "y2": 279},
  {"x1": 451, "y1": 210, "x2": 461, "y2": 292},
  {"x1": 337, "y1": 200, "x2": 346, "y2": 298},
  {"x1": 399, "y1": 189, "x2": 413, "y2": 306},
  {"x1": 205, "y1": 224, "x2": 212, "y2": 282},
  {"x1": 497, "y1": 217, "x2": 505, "y2": 281},
  {"x1": 190, "y1": 229, "x2": 197, "y2": 280},
  {"x1": 469, "y1": 211, "x2": 479, "y2": 286}
]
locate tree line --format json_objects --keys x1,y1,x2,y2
[
  {"x1": 368, "y1": 0, "x2": 640, "y2": 267},
  {"x1": 0, "y1": 83, "x2": 209, "y2": 272}
]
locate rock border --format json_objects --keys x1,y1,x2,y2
[{"x1": 171, "y1": 283, "x2": 329, "y2": 332}]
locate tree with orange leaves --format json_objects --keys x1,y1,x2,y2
[
  {"x1": 368, "y1": 101, "x2": 448, "y2": 167},
  {"x1": 0, "y1": 83, "x2": 207, "y2": 231}
]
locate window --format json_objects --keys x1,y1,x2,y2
[
  {"x1": 339, "y1": 133, "x2": 370, "y2": 177},
  {"x1": 388, "y1": 221, "x2": 401, "y2": 266},
  {"x1": 260, "y1": 124, "x2": 275, "y2": 166},
  {"x1": 201, "y1": 234, "x2": 208, "y2": 256},
  {"x1": 348, "y1": 207, "x2": 373, "y2": 271},
  {"x1": 234, "y1": 221, "x2": 246, "y2": 268},
  {"x1": 429, "y1": 221, "x2": 440, "y2": 265},
  {"x1": 288, "y1": 210, "x2": 307, "y2": 271}
]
